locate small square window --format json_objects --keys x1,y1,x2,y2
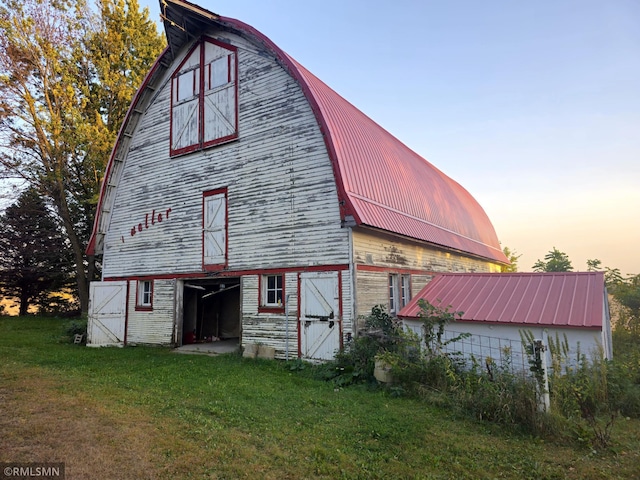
[
  {"x1": 136, "y1": 280, "x2": 153, "y2": 310},
  {"x1": 259, "y1": 274, "x2": 285, "y2": 312}
]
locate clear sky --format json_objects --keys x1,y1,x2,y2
[{"x1": 98, "y1": 1, "x2": 632, "y2": 275}]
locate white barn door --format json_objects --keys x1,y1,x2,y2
[
  {"x1": 203, "y1": 191, "x2": 226, "y2": 266},
  {"x1": 87, "y1": 281, "x2": 127, "y2": 347},
  {"x1": 300, "y1": 272, "x2": 341, "y2": 361}
]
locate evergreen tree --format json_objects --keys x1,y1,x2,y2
[{"x1": 0, "y1": 188, "x2": 73, "y2": 315}]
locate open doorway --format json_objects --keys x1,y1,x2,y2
[{"x1": 180, "y1": 278, "x2": 241, "y2": 350}]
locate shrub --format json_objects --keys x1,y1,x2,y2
[
  {"x1": 315, "y1": 305, "x2": 400, "y2": 386},
  {"x1": 63, "y1": 319, "x2": 87, "y2": 344}
]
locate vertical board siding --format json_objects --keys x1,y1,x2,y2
[
  {"x1": 102, "y1": 31, "x2": 349, "y2": 279},
  {"x1": 126, "y1": 279, "x2": 175, "y2": 345}
]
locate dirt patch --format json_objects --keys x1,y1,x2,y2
[{"x1": 0, "y1": 368, "x2": 197, "y2": 479}]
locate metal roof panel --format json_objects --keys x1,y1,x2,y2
[{"x1": 399, "y1": 272, "x2": 605, "y2": 329}]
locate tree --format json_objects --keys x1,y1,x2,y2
[
  {"x1": 501, "y1": 246, "x2": 522, "y2": 273},
  {"x1": 0, "y1": 188, "x2": 73, "y2": 315},
  {"x1": 586, "y1": 258, "x2": 602, "y2": 272},
  {"x1": 0, "y1": 0, "x2": 165, "y2": 313},
  {"x1": 609, "y1": 273, "x2": 640, "y2": 335},
  {"x1": 532, "y1": 247, "x2": 573, "y2": 272}
]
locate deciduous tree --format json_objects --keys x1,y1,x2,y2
[
  {"x1": 532, "y1": 247, "x2": 573, "y2": 272},
  {"x1": 501, "y1": 246, "x2": 522, "y2": 273},
  {"x1": 0, "y1": 0, "x2": 165, "y2": 313}
]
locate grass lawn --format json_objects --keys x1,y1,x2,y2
[{"x1": 0, "y1": 317, "x2": 638, "y2": 479}]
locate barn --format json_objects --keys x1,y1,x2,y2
[
  {"x1": 398, "y1": 272, "x2": 613, "y2": 371},
  {"x1": 85, "y1": 0, "x2": 508, "y2": 360}
]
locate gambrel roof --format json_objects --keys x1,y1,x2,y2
[
  {"x1": 87, "y1": 0, "x2": 508, "y2": 264},
  {"x1": 398, "y1": 272, "x2": 608, "y2": 329}
]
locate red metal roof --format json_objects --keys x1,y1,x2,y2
[
  {"x1": 398, "y1": 272, "x2": 606, "y2": 329},
  {"x1": 87, "y1": 0, "x2": 508, "y2": 264}
]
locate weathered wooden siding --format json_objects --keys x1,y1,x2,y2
[
  {"x1": 240, "y1": 270, "x2": 353, "y2": 359},
  {"x1": 126, "y1": 279, "x2": 175, "y2": 345},
  {"x1": 102, "y1": 30, "x2": 349, "y2": 279},
  {"x1": 353, "y1": 227, "x2": 502, "y2": 326}
]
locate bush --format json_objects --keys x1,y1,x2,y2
[
  {"x1": 63, "y1": 319, "x2": 87, "y2": 344},
  {"x1": 314, "y1": 305, "x2": 400, "y2": 386}
]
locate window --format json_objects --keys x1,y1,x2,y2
[
  {"x1": 389, "y1": 274, "x2": 411, "y2": 314},
  {"x1": 389, "y1": 275, "x2": 398, "y2": 314},
  {"x1": 401, "y1": 275, "x2": 411, "y2": 308},
  {"x1": 171, "y1": 37, "x2": 238, "y2": 156},
  {"x1": 259, "y1": 274, "x2": 285, "y2": 312},
  {"x1": 136, "y1": 280, "x2": 153, "y2": 310}
]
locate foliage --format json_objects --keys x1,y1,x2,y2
[
  {"x1": 586, "y1": 258, "x2": 602, "y2": 272},
  {"x1": 315, "y1": 305, "x2": 401, "y2": 386},
  {"x1": 0, "y1": 188, "x2": 73, "y2": 315},
  {"x1": 610, "y1": 274, "x2": 640, "y2": 335},
  {"x1": 62, "y1": 318, "x2": 87, "y2": 343},
  {"x1": 0, "y1": 0, "x2": 165, "y2": 313},
  {"x1": 501, "y1": 245, "x2": 522, "y2": 272},
  {"x1": 532, "y1": 247, "x2": 573, "y2": 272},
  {"x1": 4, "y1": 317, "x2": 640, "y2": 478},
  {"x1": 417, "y1": 298, "x2": 468, "y2": 355}
]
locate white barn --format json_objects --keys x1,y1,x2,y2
[{"x1": 85, "y1": 0, "x2": 508, "y2": 360}]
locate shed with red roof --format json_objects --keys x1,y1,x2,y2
[
  {"x1": 86, "y1": 0, "x2": 508, "y2": 359},
  {"x1": 398, "y1": 272, "x2": 613, "y2": 368}
]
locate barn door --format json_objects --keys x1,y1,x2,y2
[
  {"x1": 202, "y1": 42, "x2": 236, "y2": 145},
  {"x1": 203, "y1": 190, "x2": 227, "y2": 266},
  {"x1": 300, "y1": 272, "x2": 341, "y2": 361},
  {"x1": 87, "y1": 281, "x2": 127, "y2": 347}
]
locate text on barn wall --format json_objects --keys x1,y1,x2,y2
[{"x1": 121, "y1": 208, "x2": 173, "y2": 243}]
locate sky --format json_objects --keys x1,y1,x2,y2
[
  {"x1": 143, "y1": 0, "x2": 638, "y2": 274},
  {"x1": 5, "y1": 1, "x2": 637, "y2": 275}
]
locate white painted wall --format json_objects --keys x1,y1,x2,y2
[
  {"x1": 102, "y1": 30, "x2": 349, "y2": 279},
  {"x1": 403, "y1": 319, "x2": 608, "y2": 375}
]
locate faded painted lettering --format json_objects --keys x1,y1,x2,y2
[{"x1": 129, "y1": 207, "x2": 173, "y2": 239}]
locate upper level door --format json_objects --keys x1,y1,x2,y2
[{"x1": 203, "y1": 189, "x2": 227, "y2": 269}]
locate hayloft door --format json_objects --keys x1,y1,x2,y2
[
  {"x1": 203, "y1": 189, "x2": 227, "y2": 268},
  {"x1": 87, "y1": 281, "x2": 127, "y2": 346},
  {"x1": 300, "y1": 272, "x2": 341, "y2": 361}
]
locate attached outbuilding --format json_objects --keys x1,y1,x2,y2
[
  {"x1": 86, "y1": 0, "x2": 508, "y2": 360},
  {"x1": 398, "y1": 272, "x2": 613, "y2": 371}
]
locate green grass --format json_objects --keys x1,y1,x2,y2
[{"x1": 1, "y1": 316, "x2": 639, "y2": 479}]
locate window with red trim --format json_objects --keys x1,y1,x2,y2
[
  {"x1": 136, "y1": 280, "x2": 153, "y2": 311},
  {"x1": 170, "y1": 37, "x2": 238, "y2": 156},
  {"x1": 259, "y1": 274, "x2": 285, "y2": 313}
]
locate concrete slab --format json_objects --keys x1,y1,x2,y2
[{"x1": 173, "y1": 339, "x2": 239, "y2": 356}]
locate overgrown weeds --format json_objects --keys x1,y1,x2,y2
[{"x1": 315, "y1": 303, "x2": 640, "y2": 450}]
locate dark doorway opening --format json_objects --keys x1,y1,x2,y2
[{"x1": 181, "y1": 278, "x2": 240, "y2": 347}]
